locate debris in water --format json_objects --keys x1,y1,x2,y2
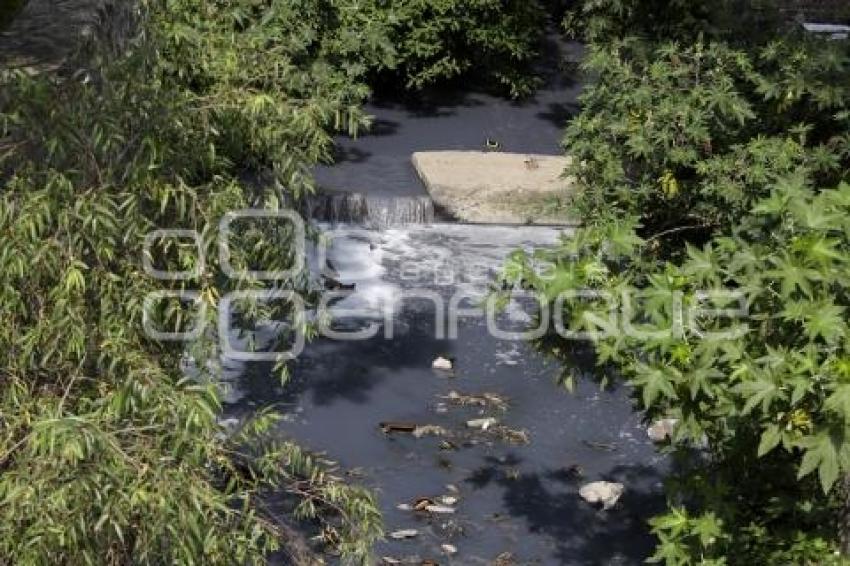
[
  {"x1": 380, "y1": 422, "x2": 418, "y2": 434},
  {"x1": 446, "y1": 484, "x2": 459, "y2": 494},
  {"x1": 397, "y1": 503, "x2": 413, "y2": 511},
  {"x1": 490, "y1": 425, "x2": 530, "y2": 445},
  {"x1": 413, "y1": 497, "x2": 435, "y2": 511},
  {"x1": 381, "y1": 557, "x2": 402, "y2": 565},
  {"x1": 322, "y1": 275, "x2": 356, "y2": 291},
  {"x1": 438, "y1": 440, "x2": 457, "y2": 451},
  {"x1": 582, "y1": 440, "x2": 618, "y2": 452},
  {"x1": 441, "y1": 544, "x2": 458, "y2": 556},
  {"x1": 442, "y1": 390, "x2": 509, "y2": 411},
  {"x1": 485, "y1": 138, "x2": 502, "y2": 151},
  {"x1": 647, "y1": 418, "x2": 679, "y2": 442},
  {"x1": 492, "y1": 551, "x2": 516, "y2": 565},
  {"x1": 413, "y1": 425, "x2": 449, "y2": 438},
  {"x1": 380, "y1": 422, "x2": 449, "y2": 438},
  {"x1": 432, "y1": 356, "x2": 454, "y2": 371},
  {"x1": 425, "y1": 504, "x2": 455, "y2": 515},
  {"x1": 579, "y1": 481, "x2": 625, "y2": 510},
  {"x1": 466, "y1": 417, "x2": 498, "y2": 431},
  {"x1": 440, "y1": 495, "x2": 458, "y2": 506},
  {"x1": 389, "y1": 529, "x2": 420, "y2": 540}
]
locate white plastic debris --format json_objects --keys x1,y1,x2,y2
[
  {"x1": 440, "y1": 496, "x2": 459, "y2": 506},
  {"x1": 432, "y1": 356, "x2": 454, "y2": 370},
  {"x1": 466, "y1": 417, "x2": 498, "y2": 431},
  {"x1": 425, "y1": 504, "x2": 456, "y2": 514},
  {"x1": 389, "y1": 529, "x2": 419, "y2": 540},
  {"x1": 441, "y1": 543, "x2": 458, "y2": 555},
  {"x1": 579, "y1": 481, "x2": 625, "y2": 510}
]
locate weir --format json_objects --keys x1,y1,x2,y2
[{"x1": 304, "y1": 191, "x2": 437, "y2": 228}]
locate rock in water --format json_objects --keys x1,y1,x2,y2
[
  {"x1": 432, "y1": 356, "x2": 453, "y2": 370},
  {"x1": 647, "y1": 418, "x2": 679, "y2": 442},
  {"x1": 579, "y1": 481, "x2": 624, "y2": 510}
]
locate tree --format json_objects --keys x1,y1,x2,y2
[
  {"x1": 0, "y1": 0, "x2": 392, "y2": 562},
  {"x1": 503, "y1": 2, "x2": 850, "y2": 562}
]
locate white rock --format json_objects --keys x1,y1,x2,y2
[
  {"x1": 579, "y1": 481, "x2": 625, "y2": 510},
  {"x1": 441, "y1": 543, "x2": 458, "y2": 555},
  {"x1": 647, "y1": 418, "x2": 679, "y2": 443},
  {"x1": 467, "y1": 417, "x2": 498, "y2": 431},
  {"x1": 388, "y1": 529, "x2": 419, "y2": 540},
  {"x1": 432, "y1": 356, "x2": 454, "y2": 371}
]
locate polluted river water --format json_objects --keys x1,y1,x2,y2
[{"x1": 222, "y1": 37, "x2": 668, "y2": 565}]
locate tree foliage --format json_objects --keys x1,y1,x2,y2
[
  {"x1": 504, "y1": 2, "x2": 850, "y2": 563},
  {"x1": 0, "y1": 0, "x2": 390, "y2": 563},
  {"x1": 374, "y1": 0, "x2": 548, "y2": 97}
]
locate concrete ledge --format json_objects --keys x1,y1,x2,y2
[{"x1": 412, "y1": 151, "x2": 575, "y2": 225}]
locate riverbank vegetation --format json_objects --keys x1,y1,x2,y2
[
  {"x1": 505, "y1": 0, "x2": 850, "y2": 563},
  {"x1": 0, "y1": 1, "x2": 391, "y2": 562},
  {"x1": 6, "y1": 0, "x2": 848, "y2": 562}
]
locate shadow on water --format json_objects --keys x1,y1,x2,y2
[
  {"x1": 466, "y1": 456, "x2": 665, "y2": 564},
  {"x1": 236, "y1": 310, "x2": 452, "y2": 408},
  {"x1": 313, "y1": 34, "x2": 585, "y2": 197}
]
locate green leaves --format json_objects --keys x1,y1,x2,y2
[
  {"x1": 757, "y1": 424, "x2": 783, "y2": 457},
  {"x1": 824, "y1": 385, "x2": 850, "y2": 422},
  {"x1": 0, "y1": 0, "x2": 387, "y2": 563},
  {"x1": 797, "y1": 432, "x2": 842, "y2": 494},
  {"x1": 632, "y1": 364, "x2": 680, "y2": 408},
  {"x1": 515, "y1": 2, "x2": 850, "y2": 562},
  {"x1": 374, "y1": 0, "x2": 546, "y2": 98}
]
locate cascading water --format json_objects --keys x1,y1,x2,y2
[{"x1": 304, "y1": 191, "x2": 437, "y2": 228}]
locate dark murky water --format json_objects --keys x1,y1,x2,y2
[
  {"x1": 313, "y1": 40, "x2": 583, "y2": 200},
  {"x1": 222, "y1": 226, "x2": 666, "y2": 565},
  {"x1": 223, "y1": 35, "x2": 666, "y2": 565}
]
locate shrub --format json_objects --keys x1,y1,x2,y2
[
  {"x1": 564, "y1": 37, "x2": 850, "y2": 238},
  {"x1": 0, "y1": 0, "x2": 390, "y2": 562},
  {"x1": 502, "y1": 2, "x2": 850, "y2": 562},
  {"x1": 373, "y1": 0, "x2": 548, "y2": 98}
]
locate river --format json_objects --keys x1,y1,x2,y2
[{"x1": 222, "y1": 36, "x2": 667, "y2": 566}]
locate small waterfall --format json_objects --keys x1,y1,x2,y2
[{"x1": 305, "y1": 191, "x2": 436, "y2": 228}]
